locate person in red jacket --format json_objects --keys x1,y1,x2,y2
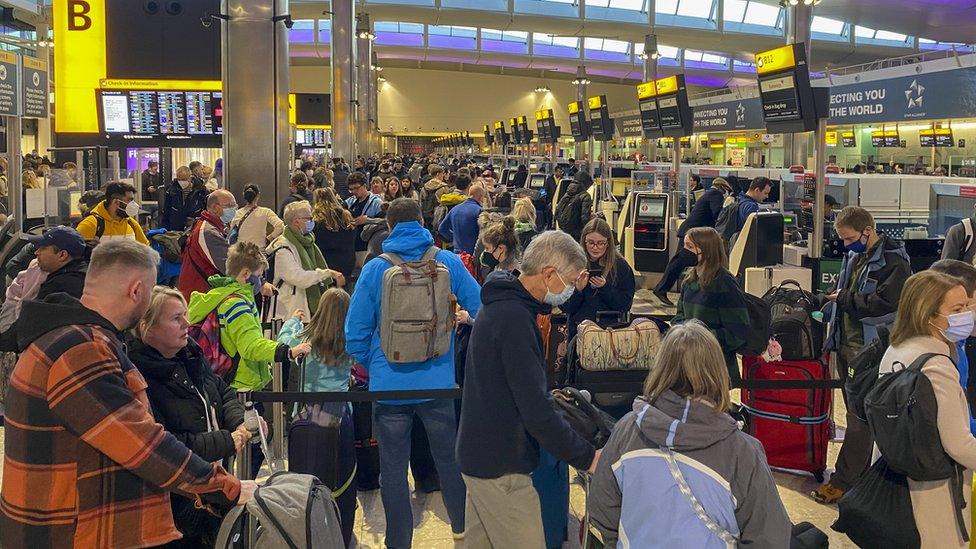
[{"x1": 177, "y1": 190, "x2": 236, "y2": 301}]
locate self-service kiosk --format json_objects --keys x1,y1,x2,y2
[{"x1": 619, "y1": 192, "x2": 670, "y2": 278}]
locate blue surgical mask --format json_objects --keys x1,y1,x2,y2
[
  {"x1": 221, "y1": 206, "x2": 238, "y2": 224},
  {"x1": 247, "y1": 274, "x2": 263, "y2": 295},
  {"x1": 304, "y1": 219, "x2": 315, "y2": 234},
  {"x1": 544, "y1": 271, "x2": 576, "y2": 306},
  {"x1": 844, "y1": 230, "x2": 869, "y2": 254},
  {"x1": 933, "y1": 311, "x2": 976, "y2": 343}
]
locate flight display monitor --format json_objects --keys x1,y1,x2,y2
[
  {"x1": 568, "y1": 101, "x2": 590, "y2": 142},
  {"x1": 157, "y1": 92, "x2": 187, "y2": 134},
  {"x1": 652, "y1": 75, "x2": 692, "y2": 138},
  {"x1": 636, "y1": 80, "x2": 662, "y2": 138},
  {"x1": 98, "y1": 88, "x2": 224, "y2": 138},
  {"x1": 483, "y1": 124, "x2": 495, "y2": 146},
  {"x1": 494, "y1": 120, "x2": 510, "y2": 146},
  {"x1": 100, "y1": 91, "x2": 131, "y2": 133},
  {"x1": 588, "y1": 95, "x2": 614, "y2": 141},
  {"x1": 841, "y1": 131, "x2": 856, "y2": 148},
  {"x1": 518, "y1": 115, "x2": 533, "y2": 143},
  {"x1": 920, "y1": 128, "x2": 954, "y2": 147},
  {"x1": 186, "y1": 92, "x2": 217, "y2": 134},
  {"x1": 297, "y1": 128, "x2": 328, "y2": 147},
  {"x1": 510, "y1": 117, "x2": 524, "y2": 144},
  {"x1": 755, "y1": 43, "x2": 824, "y2": 133},
  {"x1": 636, "y1": 195, "x2": 667, "y2": 222},
  {"x1": 128, "y1": 91, "x2": 159, "y2": 134}
]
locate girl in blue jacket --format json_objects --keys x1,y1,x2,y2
[{"x1": 279, "y1": 288, "x2": 357, "y2": 547}]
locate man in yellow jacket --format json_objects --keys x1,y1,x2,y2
[{"x1": 76, "y1": 181, "x2": 149, "y2": 244}]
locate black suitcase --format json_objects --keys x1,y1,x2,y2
[
  {"x1": 763, "y1": 280, "x2": 823, "y2": 361},
  {"x1": 351, "y1": 380, "x2": 381, "y2": 491}
]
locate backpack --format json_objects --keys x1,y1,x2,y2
[
  {"x1": 187, "y1": 295, "x2": 237, "y2": 383},
  {"x1": 962, "y1": 218, "x2": 976, "y2": 263},
  {"x1": 93, "y1": 213, "x2": 139, "y2": 240},
  {"x1": 214, "y1": 472, "x2": 344, "y2": 549},
  {"x1": 714, "y1": 198, "x2": 741, "y2": 245},
  {"x1": 762, "y1": 279, "x2": 823, "y2": 361},
  {"x1": 739, "y1": 289, "x2": 773, "y2": 356},
  {"x1": 150, "y1": 230, "x2": 187, "y2": 263},
  {"x1": 432, "y1": 191, "x2": 465, "y2": 232},
  {"x1": 265, "y1": 245, "x2": 293, "y2": 290},
  {"x1": 420, "y1": 184, "x2": 444, "y2": 224},
  {"x1": 551, "y1": 387, "x2": 616, "y2": 448},
  {"x1": 378, "y1": 246, "x2": 456, "y2": 363},
  {"x1": 845, "y1": 326, "x2": 891, "y2": 422},
  {"x1": 865, "y1": 352, "x2": 958, "y2": 481},
  {"x1": 555, "y1": 190, "x2": 584, "y2": 235}
]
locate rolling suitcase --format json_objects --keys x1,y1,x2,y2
[{"x1": 741, "y1": 355, "x2": 832, "y2": 482}]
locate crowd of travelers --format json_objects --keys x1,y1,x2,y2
[{"x1": 0, "y1": 150, "x2": 975, "y2": 549}]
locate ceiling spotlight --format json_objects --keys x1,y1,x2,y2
[
  {"x1": 803, "y1": 0, "x2": 821, "y2": 4},
  {"x1": 534, "y1": 85, "x2": 550, "y2": 93},
  {"x1": 357, "y1": 30, "x2": 376, "y2": 40},
  {"x1": 572, "y1": 77, "x2": 591, "y2": 85},
  {"x1": 378, "y1": 76, "x2": 387, "y2": 82},
  {"x1": 371, "y1": 64, "x2": 383, "y2": 72}
]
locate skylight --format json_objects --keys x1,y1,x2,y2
[{"x1": 810, "y1": 16, "x2": 845, "y2": 35}]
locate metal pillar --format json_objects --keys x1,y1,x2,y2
[
  {"x1": 35, "y1": 22, "x2": 52, "y2": 156},
  {"x1": 355, "y1": 14, "x2": 371, "y2": 158},
  {"x1": 370, "y1": 51, "x2": 380, "y2": 154},
  {"x1": 574, "y1": 66, "x2": 588, "y2": 165},
  {"x1": 811, "y1": 118, "x2": 827, "y2": 259},
  {"x1": 331, "y1": 0, "x2": 356, "y2": 166},
  {"x1": 7, "y1": 117, "x2": 21, "y2": 232},
  {"x1": 222, "y1": 0, "x2": 290, "y2": 205},
  {"x1": 785, "y1": 3, "x2": 813, "y2": 167},
  {"x1": 642, "y1": 34, "x2": 658, "y2": 163}
]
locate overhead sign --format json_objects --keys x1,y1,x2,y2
[
  {"x1": 0, "y1": 51, "x2": 21, "y2": 116},
  {"x1": 568, "y1": 100, "x2": 590, "y2": 142},
  {"x1": 920, "y1": 127, "x2": 954, "y2": 147},
  {"x1": 841, "y1": 130, "x2": 856, "y2": 147},
  {"x1": 825, "y1": 131, "x2": 837, "y2": 145},
  {"x1": 755, "y1": 42, "x2": 824, "y2": 133},
  {"x1": 636, "y1": 79, "x2": 661, "y2": 138},
  {"x1": 691, "y1": 97, "x2": 765, "y2": 132},
  {"x1": 613, "y1": 113, "x2": 643, "y2": 137},
  {"x1": 827, "y1": 66, "x2": 976, "y2": 124},
  {"x1": 755, "y1": 44, "x2": 797, "y2": 76},
  {"x1": 22, "y1": 56, "x2": 48, "y2": 119},
  {"x1": 588, "y1": 95, "x2": 614, "y2": 141}
]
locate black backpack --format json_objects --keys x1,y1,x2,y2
[
  {"x1": 713, "y1": 198, "x2": 740, "y2": 245},
  {"x1": 551, "y1": 387, "x2": 616, "y2": 448},
  {"x1": 555, "y1": 191, "x2": 584, "y2": 235},
  {"x1": 845, "y1": 326, "x2": 891, "y2": 422},
  {"x1": 738, "y1": 289, "x2": 773, "y2": 356},
  {"x1": 762, "y1": 280, "x2": 823, "y2": 361}
]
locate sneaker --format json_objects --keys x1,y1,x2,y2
[
  {"x1": 811, "y1": 483, "x2": 844, "y2": 504},
  {"x1": 653, "y1": 290, "x2": 674, "y2": 307}
]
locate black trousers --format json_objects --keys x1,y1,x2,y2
[{"x1": 655, "y1": 247, "x2": 697, "y2": 294}]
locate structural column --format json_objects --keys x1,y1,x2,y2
[
  {"x1": 370, "y1": 51, "x2": 380, "y2": 155},
  {"x1": 574, "y1": 65, "x2": 588, "y2": 166},
  {"x1": 642, "y1": 34, "x2": 658, "y2": 163},
  {"x1": 222, "y1": 0, "x2": 290, "y2": 203},
  {"x1": 785, "y1": 3, "x2": 813, "y2": 167},
  {"x1": 331, "y1": 0, "x2": 357, "y2": 165},
  {"x1": 36, "y1": 22, "x2": 52, "y2": 156},
  {"x1": 355, "y1": 13, "x2": 371, "y2": 157}
]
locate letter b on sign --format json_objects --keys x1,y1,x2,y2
[{"x1": 68, "y1": 0, "x2": 92, "y2": 31}]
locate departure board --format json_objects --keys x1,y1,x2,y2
[
  {"x1": 157, "y1": 92, "x2": 187, "y2": 134},
  {"x1": 212, "y1": 92, "x2": 224, "y2": 134},
  {"x1": 128, "y1": 91, "x2": 159, "y2": 134},
  {"x1": 841, "y1": 131, "x2": 856, "y2": 147},
  {"x1": 759, "y1": 73, "x2": 801, "y2": 121},
  {"x1": 639, "y1": 98, "x2": 661, "y2": 137},
  {"x1": 657, "y1": 96, "x2": 682, "y2": 129},
  {"x1": 920, "y1": 128, "x2": 954, "y2": 147},
  {"x1": 101, "y1": 91, "x2": 131, "y2": 133},
  {"x1": 185, "y1": 92, "x2": 216, "y2": 134}
]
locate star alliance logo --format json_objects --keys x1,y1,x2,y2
[
  {"x1": 736, "y1": 102, "x2": 746, "y2": 123},
  {"x1": 906, "y1": 79, "x2": 925, "y2": 108},
  {"x1": 32, "y1": 72, "x2": 39, "y2": 87}
]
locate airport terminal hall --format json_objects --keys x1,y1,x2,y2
[{"x1": 7, "y1": 0, "x2": 976, "y2": 547}]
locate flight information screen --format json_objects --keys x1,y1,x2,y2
[
  {"x1": 128, "y1": 91, "x2": 159, "y2": 134},
  {"x1": 639, "y1": 98, "x2": 661, "y2": 135},
  {"x1": 101, "y1": 91, "x2": 131, "y2": 133},
  {"x1": 157, "y1": 92, "x2": 187, "y2": 134},
  {"x1": 759, "y1": 73, "x2": 801, "y2": 121},
  {"x1": 657, "y1": 96, "x2": 682, "y2": 129},
  {"x1": 185, "y1": 91, "x2": 216, "y2": 134}
]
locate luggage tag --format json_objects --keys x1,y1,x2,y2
[{"x1": 761, "y1": 338, "x2": 783, "y2": 363}]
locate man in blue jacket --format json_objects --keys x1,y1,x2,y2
[
  {"x1": 345, "y1": 198, "x2": 481, "y2": 548},
  {"x1": 457, "y1": 230, "x2": 599, "y2": 547},
  {"x1": 438, "y1": 175, "x2": 483, "y2": 254},
  {"x1": 735, "y1": 176, "x2": 773, "y2": 232}
]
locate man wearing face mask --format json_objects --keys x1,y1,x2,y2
[
  {"x1": 1, "y1": 240, "x2": 254, "y2": 548},
  {"x1": 457, "y1": 230, "x2": 599, "y2": 548},
  {"x1": 266, "y1": 200, "x2": 345, "y2": 322},
  {"x1": 812, "y1": 206, "x2": 911, "y2": 505},
  {"x1": 177, "y1": 190, "x2": 237, "y2": 301},
  {"x1": 163, "y1": 166, "x2": 208, "y2": 231},
  {"x1": 76, "y1": 181, "x2": 149, "y2": 244}
]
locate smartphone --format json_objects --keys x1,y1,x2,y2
[{"x1": 587, "y1": 269, "x2": 603, "y2": 279}]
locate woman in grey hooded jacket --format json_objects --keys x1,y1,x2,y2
[{"x1": 588, "y1": 320, "x2": 791, "y2": 548}]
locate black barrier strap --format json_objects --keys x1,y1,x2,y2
[{"x1": 247, "y1": 388, "x2": 462, "y2": 403}]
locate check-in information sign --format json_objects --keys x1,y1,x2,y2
[
  {"x1": 0, "y1": 51, "x2": 21, "y2": 116},
  {"x1": 22, "y1": 56, "x2": 48, "y2": 118}
]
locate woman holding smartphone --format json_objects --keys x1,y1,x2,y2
[{"x1": 562, "y1": 218, "x2": 636, "y2": 342}]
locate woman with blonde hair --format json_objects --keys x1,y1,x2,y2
[
  {"x1": 872, "y1": 271, "x2": 976, "y2": 548},
  {"x1": 279, "y1": 288, "x2": 357, "y2": 547},
  {"x1": 588, "y1": 320, "x2": 790, "y2": 548},
  {"x1": 673, "y1": 226, "x2": 750, "y2": 383},
  {"x1": 23, "y1": 170, "x2": 41, "y2": 189},
  {"x1": 311, "y1": 187, "x2": 357, "y2": 282},
  {"x1": 511, "y1": 197, "x2": 539, "y2": 250}
]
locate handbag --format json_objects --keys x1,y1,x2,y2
[
  {"x1": 831, "y1": 456, "x2": 921, "y2": 549},
  {"x1": 576, "y1": 318, "x2": 662, "y2": 372}
]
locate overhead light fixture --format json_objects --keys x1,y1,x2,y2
[
  {"x1": 358, "y1": 30, "x2": 376, "y2": 40},
  {"x1": 572, "y1": 65, "x2": 590, "y2": 86},
  {"x1": 371, "y1": 64, "x2": 383, "y2": 72},
  {"x1": 639, "y1": 33, "x2": 660, "y2": 61},
  {"x1": 378, "y1": 76, "x2": 387, "y2": 82},
  {"x1": 355, "y1": 13, "x2": 375, "y2": 40}
]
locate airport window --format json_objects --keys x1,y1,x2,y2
[
  {"x1": 584, "y1": 37, "x2": 630, "y2": 62},
  {"x1": 533, "y1": 33, "x2": 581, "y2": 57},
  {"x1": 655, "y1": 0, "x2": 680, "y2": 15},
  {"x1": 588, "y1": 0, "x2": 646, "y2": 9},
  {"x1": 919, "y1": 38, "x2": 972, "y2": 51},
  {"x1": 442, "y1": 0, "x2": 507, "y2": 9},
  {"x1": 428, "y1": 25, "x2": 477, "y2": 49},
  {"x1": 684, "y1": 49, "x2": 728, "y2": 69},
  {"x1": 675, "y1": 0, "x2": 714, "y2": 18},
  {"x1": 656, "y1": 0, "x2": 717, "y2": 30},
  {"x1": 810, "y1": 16, "x2": 845, "y2": 35},
  {"x1": 288, "y1": 19, "x2": 315, "y2": 43},
  {"x1": 375, "y1": 21, "x2": 425, "y2": 47},
  {"x1": 481, "y1": 28, "x2": 529, "y2": 54},
  {"x1": 723, "y1": 0, "x2": 748, "y2": 22},
  {"x1": 875, "y1": 30, "x2": 908, "y2": 41},
  {"x1": 318, "y1": 19, "x2": 331, "y2": 43},
  {"x1": 514, "y1": 0, "x2": 579, "y2": 17},
  {"x1": 744, "y1": 1, "x2": 781, "y2": 26}
]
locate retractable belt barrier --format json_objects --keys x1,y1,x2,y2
[
  {"x1": 562, "y1": 379, "x2": 846, "y2": 394},
  {"x1": 245, "y1": 388, "x2": 463, "y2": 403}
]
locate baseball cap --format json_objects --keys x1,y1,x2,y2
[{"x1": 25, "y1": 226, "x2": 86, "y2": 258}]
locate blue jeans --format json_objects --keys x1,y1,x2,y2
[{"x1": 373, "y1": 399, "x2": 466, "y2": 548}]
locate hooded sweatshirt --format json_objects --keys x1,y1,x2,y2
[
  {"x1": 587, "y1": 392, "x2": 791, "y2": 548},
  {"x1": 344, "y1": 221, "x2": 481, "y2": 403},
  {"x1": 457, "y1": 271, "x2": 596, "y2": 478},
  {"x1": 187, "y1": 275, "x2": 290, "y2": 391},
  {"x1": 76, "y1": 200, "x2": 149, "y2": 244},
  {"x1": 2, "y1": 294, "x2": 239, "y2": 548}
]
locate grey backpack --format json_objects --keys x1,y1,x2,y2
[
  {"x1": 214, "y1": 472, "x2": 344, "y2": 549},
  {"x1": 378, "y1": 246, "x2": 456, "y2": 363}
]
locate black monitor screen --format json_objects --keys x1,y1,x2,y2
[
  {"x1": 657, "y1": 96, "x2": 682, "y2": 129},
  {"x1": 529, "y1": 174, "x2": 546, "y2": 189},
  {"x1": 759, "y1": 73, "x2": 801, "y2": 121},
  {"x1": 636, "y1": 196, "x2": 667, "y2": 222}
]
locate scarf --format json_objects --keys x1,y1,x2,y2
[{"x1": 284, "y1": 226, "x2": 329, "y2": 312}]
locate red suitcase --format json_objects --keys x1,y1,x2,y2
[{"x1": 741, "y1": 356, "x2": 832, "y2": 482}]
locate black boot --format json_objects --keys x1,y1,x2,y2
[{"x1": 653, "y1": 290, "x2": 674, "y2": 307}]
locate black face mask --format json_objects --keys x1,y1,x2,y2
[{"x1": 480, "y1": 249, "x2": 500, "y2": 270}]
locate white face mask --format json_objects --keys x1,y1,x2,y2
[
  {"x1": 178, "y1": 179, "x2": 191, "y2": 189},
  {"x1": 123, "y1": 200, "x2": 140, "y2": 218},
  {"x1": 543, "y1": 271, "x2": 576, "y2": 306}
]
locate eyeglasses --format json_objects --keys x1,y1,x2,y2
[{"x1": 585, "y1": 240, "x2": 609, "y2": 248}]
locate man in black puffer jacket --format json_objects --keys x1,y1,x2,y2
[{"x1": 128, "y1": 290, "x2": 249, "y2": 547}]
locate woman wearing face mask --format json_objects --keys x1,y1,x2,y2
[
  {"x1": 266, "y1": 201, "x2": 345, "y2": 322},
  {"x1": 875, "y1": 271, "x2": 976, "y2": 548},
  {"x1": 672, "y1": 226, "x2": 750, "y2": 383},
  {"x1": 163, "y1": 166, "x2": 208, "y2": 231},
  {"x1": 561, "y1": 218, "x2": 636, "y2": 343}
]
